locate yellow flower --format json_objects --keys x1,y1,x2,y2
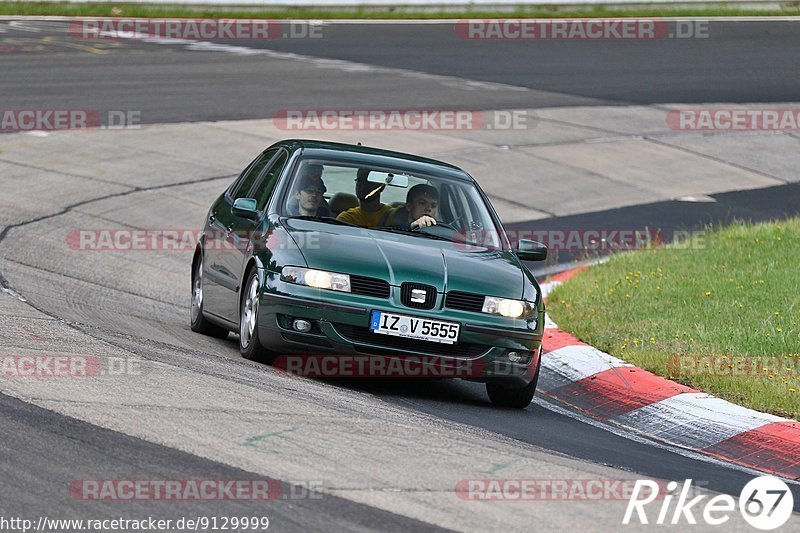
[
  {"x1": 705, "y1": 291, "x2": 712, "y2": 297},
  {"x1": 790, "y1": 388, "x2": 797, "y2": 393},
  {"x1": 777, "y1": 328, "x2": 783, "y2": 333}
]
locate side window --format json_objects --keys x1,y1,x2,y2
[
  {"x1": 254, "y1": 151, "x2": 289, "y2": 211},
  {"x1": 232, "y1": 149, "x2": 277, "y2": 200},
  {"x1": 227, "y1": 155, "x2": 258, "y2": 196}
]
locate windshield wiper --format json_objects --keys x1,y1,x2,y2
[
  {"x1": 283, "y1": 215, "x2": 360, "y2": 228},
  {"x1": 372, "y1": 226, "x2": 452, "y2": 242}
]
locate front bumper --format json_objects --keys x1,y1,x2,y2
[{"x1": 257, "y1": 269, "x2": 543, "y2": 387}]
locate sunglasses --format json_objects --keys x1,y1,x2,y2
[{"x1": 301, "y1": 188, "x2": 325, "y2": 196}]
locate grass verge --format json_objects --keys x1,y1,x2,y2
[
  {"x1": 547, "y1": 218, "x2": 800, "y2": 419},
  {"x1": 1, "y1": 2, "x2": 800, "y2": 19}
]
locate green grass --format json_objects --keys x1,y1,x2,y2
[
  {"x1": 2, "y1": 2, "x2": 800, "y2": 19},
  {"x1": 547, "y1": 218, "x2": 800, "y2": 419}
]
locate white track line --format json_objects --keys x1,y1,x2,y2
[
  {"x1": 542, "y1": 344, "x2": 633, "y2": 383},
  {"x1": 617, "y1": 393, "x2": 788, "y2": 449},
  {"x1": 533, "y1": 396, "x2": 800, "y2": 486}
]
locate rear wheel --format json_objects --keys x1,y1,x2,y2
[
  {"x1": 486, "y1": 355, "x2": 541, "y2": 409},
  {"x1": 190, "y1": 252, "x2": 229, "y2": 338},
  {"x1": 239, "y1": 269, "x2": 276, "y2": 363}
]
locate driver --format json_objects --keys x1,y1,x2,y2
[
  {"x1": 406, "y1": 184, "x2": 438, "y2": 229},
  {"x1": 287, "y1": 164, "x2": 332, "y2": 217},
  {"x1": 336, "y1": 168, "x2": 392, "y2": 227},
  {"x1": 382, "y1": 184, "x2": 439, "y2": 230}
]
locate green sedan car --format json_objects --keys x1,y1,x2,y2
[{"x1": 191, "y1": 139, "x2": 547, "y2": 408}]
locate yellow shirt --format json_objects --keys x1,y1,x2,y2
[{"x1": 336, "y1": 204, "x2": 392, "y2": 227}]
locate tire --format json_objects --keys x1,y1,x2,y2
[
  {"x1": 190, "y1": 252, "x2": 230, "y2": 339},
  {"x1": 239, "y1": 268, "x2": 276, "y2": 363},
  {"x1": 486, "y1": 355, "x2": 541, "y2": 409}
]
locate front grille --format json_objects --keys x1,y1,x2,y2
[
  {"x1": 400, "y1": 282, "x2": 437, "y2": 310},
  {"x1": 334, "y1": 324, "x2": 489, "y2": 358},
  {"x1": 350, "y1": 275, "x2": 390, "y2": 298},
  {"x1": 445, "y1": 291, "x2": 485, "y2": 312}
]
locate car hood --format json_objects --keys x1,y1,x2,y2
[{"x1": 283, "y1": 219, "x2": 523, "y2": 298}]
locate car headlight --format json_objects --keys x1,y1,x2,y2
[
  {"x1": 280, "y1": 266, "x2": 351, "y2": 293},
  {"x1": 482, "y1": 296, "x2": 533, "y2": 318}
]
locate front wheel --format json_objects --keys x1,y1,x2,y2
[
  {"x1": 239, "y1": 269, "x2": 276, "y2": 363},
  {"x1": 486, "y1": 356, "x2": 541, "y2": 408}
]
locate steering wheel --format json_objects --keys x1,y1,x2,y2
[
  {"x1": 428, "y1": 221, "x2": 459, "y2": 232},
  {"x1": 414, "y1": 221, "x2": 460, "y2": 234}
]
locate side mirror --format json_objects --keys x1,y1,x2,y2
[
  {"x1": 516, "y1": 239, "x2": 547, "y2": 261},
  {"x1": 232, "y1": 198, "x2": 259, "y2": 220}
]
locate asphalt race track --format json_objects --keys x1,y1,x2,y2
[
  {"x1": 1, "y1": 17, "x2": 800, "y2": 532},
  {"x1": 2, "y1": 20, "x2": 800, "y2": 123}
]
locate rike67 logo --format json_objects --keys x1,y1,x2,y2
[{"x1": 624, "y1": 476, "x2": 794, "y2": 530}]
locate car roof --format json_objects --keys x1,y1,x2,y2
[{"x1": 271, "y1": 139, "x2": 473, "y2": 181}]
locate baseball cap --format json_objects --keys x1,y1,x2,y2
[{"x1": 297, "y1": 165, "x2": 326, "y2": 192}]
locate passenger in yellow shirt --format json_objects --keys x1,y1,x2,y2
[{"x1": 336, "y1": 168, "x2": 392, "y2": 227}]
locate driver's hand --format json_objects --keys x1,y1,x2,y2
[{"x1": 411, "y1": 216, "x2": 437, "y2": 230}]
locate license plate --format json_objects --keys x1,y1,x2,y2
[{"x1": 369, "y1": 311, "x2": 460, "y2": 344}]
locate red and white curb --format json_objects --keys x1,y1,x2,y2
[{"x1": 539, "y1": 267, "x2": 800, "y2": 481}]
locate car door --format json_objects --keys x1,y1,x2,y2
[
  {"x1": 203, "y1": 150, "x2": 277, "y2": 323},
  {"x1": 218, "y1": 148, "x2": 291, "y2": 319}
]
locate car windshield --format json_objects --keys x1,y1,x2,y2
[{"x1": 281, "y1": 158, "x2": 505, "y2": 249}]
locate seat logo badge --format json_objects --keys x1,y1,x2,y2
[{"x1": 411, "y1": 289, "x2": 427, "y2": 304}]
